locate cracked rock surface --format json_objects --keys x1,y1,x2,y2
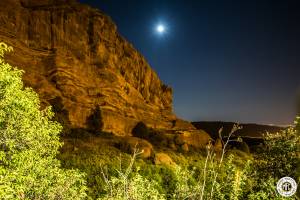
[{"x1": 0, "y1": 0, "x2": 200, "y2": 136}]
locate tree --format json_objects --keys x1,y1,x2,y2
[{"x1": 0, "y1": 43, "x2": 87, "y2": 199}]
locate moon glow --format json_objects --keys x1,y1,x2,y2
[{"x1": 156, "y1": 24, "x2": 165, "y2": 33}]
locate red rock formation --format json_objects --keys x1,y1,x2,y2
[{"x1": 0, "y1": 0, "x2": 200, "y2": 136}]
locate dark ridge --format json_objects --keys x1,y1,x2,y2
[{"x1": 192, "y1": 121, "x2": 284, "y2": 140}]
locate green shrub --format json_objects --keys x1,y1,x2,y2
[
  {"x1": 250, "y1": 117, "x2": 300, "y2": 199},
  {"x1": 100, "y1": 172, "x2": 164, "y2": 200},
  {"x1": 99, "y1": 150, "x2": 164, "y2": 200},
  {"x1": 295, "y1": 116, "x2": 300, "y2": 133},
  {"x1": 0, "y1": 43, "x2": 87, "y2": 199},
  {"x1": 240, "y1": 142, "x2": 250, "y2": 154},
  {"x1": 254, "y1": 118, "x2": 300, "y2": 179}
]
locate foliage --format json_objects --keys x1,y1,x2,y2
[
  {"x1": 254, "y1": 118, "x2": 300, "y2": 179},
  {"x1": 0, "y1": 43, "x2": 87, "y2": 199},
  {"x1": 59, "y1": 119, "x2": 300, "y2": 199},
  {"x1": 100, "y1": 172, "x2": 164, "y2": 200},
  {"x1": 99, "y1": 149, "x2": 164, "y2": 200},
  {"x1": 295, "y1": 116, "x2": 300, "y2": 133},
  {"x1": 169, "y1": 125, "x2": 252, "y2": 200},
  {"x1": 58, "y1": 121, "x2": 300, "y2": 199},
  {"x1": 96, "y1": 142, "x2": 252, "y2": 200},
  {"x1": 250, "y1": 117, "x2": 300, "y2": 199}
]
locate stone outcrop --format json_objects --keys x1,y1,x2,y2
[
  {"x1": 174, "y1": 130, "x2": 212, "y2": 150},
  {"x1": 154, "y1": 153, "x2": 175, "y2": 166},
  {"x1": 0, "y1": 0, "x2": 201, "y2": 136},
  {"x1": 118, "y1": 137, "x2": 153, "y2": 158}
]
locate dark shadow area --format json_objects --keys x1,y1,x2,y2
[
  {"x1": 49, "y1": 96, "x2": 71, "y2": 135},
  {"x1": 87, "y1": 105, "x2": 103, "y2": 133},
  {"x1": 192, "y1": 121, "x2": 283, "y2": 139},
  {"x1": 131, "y1": 121, "x2": 150, "y2": 139}
]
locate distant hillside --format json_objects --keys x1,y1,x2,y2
[{"x1": 192, "y1": 121, "x2": 284, "y2": 140}]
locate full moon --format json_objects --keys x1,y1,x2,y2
[{"x1": 156, "y1": 24, "x2": 165, "y2": 33}]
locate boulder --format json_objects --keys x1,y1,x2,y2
[
  {"x1": 181, "y1": 143, "x2": 189, "y2": 152},
  {"x1": 214, "y1": 138, "x2": 223, "y2": 158},
  {"x1": 154, "y1": 153, "x2": 175, "y2": 166},
  {"x1": 174, "y1": 130, "x2": 211, "y2": 150},
  {"x1": 214, "y1": 138, "x2": 223, "y2": 151},
  {"x1": 119, "y1": 137, "x2": 153, "y2": 158}
]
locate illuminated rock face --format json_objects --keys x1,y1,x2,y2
[{"x1": 0, "y1": 0, "x2": 198, "y2": 136}]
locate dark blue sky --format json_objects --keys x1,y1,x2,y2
[{"x1": 79, "y1": 0, "x2": 300, "y2": 125}]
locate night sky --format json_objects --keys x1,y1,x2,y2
[{"x1": 79, "y1": 0, "x2": 300, "y2": 125}]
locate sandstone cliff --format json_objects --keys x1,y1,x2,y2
[{"x1": 0, "y1": 0, "x2": 199, "y2": 136}]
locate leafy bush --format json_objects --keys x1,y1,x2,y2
[
  {"x1": 250, "y1": 117, "x2": 300, "y2": 199},
  {"x1": 296, "y1": 116, "x2": 300, "y2": 133},
  {"x1": 99, "y1": 149, "x2": 164, "y2": 200},
  {"x1": 0, "y1": 43, "x2": 87, "y2": 199},
  {"x1": 101, "y1": 172, "x2": 164, "y2": 200},
  {"x1": 254, "y1": 118, "x2": 300, "y2": 179}
]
